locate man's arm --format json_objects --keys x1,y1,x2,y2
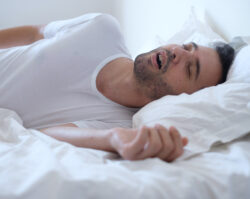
[
  {"x1": 0, "y1": 25, "x2": 45, "y2": 49},
  {"x1": 40, "y1": 123, "x2": 115, "y2": 152},
  {"x1": 40, "y1": 124, "x2": 188, "y2": 162}
]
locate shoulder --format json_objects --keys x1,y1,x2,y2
[{"x1": 94, "y1": 14, "x2": 121, "y2": 32}]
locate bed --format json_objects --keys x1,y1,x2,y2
[{"x1": 1, "y1": 7, "x2": 250, "y2": 199}]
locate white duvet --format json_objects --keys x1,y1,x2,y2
[{"x1": 1, "y1": 108, "x2": 250, "y2": 199}]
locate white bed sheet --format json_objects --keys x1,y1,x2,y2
[{"x1": 0, "y1": 108, "x2": 250, "y2": 199}]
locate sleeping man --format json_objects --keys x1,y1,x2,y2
[{"x1": 0, "y1": 13, "x2": 235, "y2": 162}]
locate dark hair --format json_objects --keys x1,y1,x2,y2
[{"x1": 211, "y1": 42, "x2": 235, "y2": 84}]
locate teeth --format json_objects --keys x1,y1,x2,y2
[
  {"x1": 159, "y1": 55, "x2": 162, "y2": 63},
  {"x1": 156, "y1": 53, "x2": 163, "y2": 69}
]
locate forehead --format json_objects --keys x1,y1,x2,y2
[{"x1": 197, "y1": 45, "x2": 222, "y2": 87}]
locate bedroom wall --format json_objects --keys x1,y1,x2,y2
[{"x1": 116, "y1": 0, "x2": 250, "y2": 57}]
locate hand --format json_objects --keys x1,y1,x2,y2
[{"x1": 109, "y1": 124, "x2": 188, "y2": 162}]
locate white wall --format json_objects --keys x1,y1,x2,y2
[{"x1": 0, "y1": 0, "x2": 118, "y2": 28}]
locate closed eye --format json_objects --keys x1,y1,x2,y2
[
  {"x1": 183, "y1": 42, "x2": 200, "y2": 81},
  {"x1": 186, "y1": 62, "x2": 191, "y2": 79}
]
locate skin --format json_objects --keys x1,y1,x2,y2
[
  {"x1": 133, "y1": 42, "x2": 222, "y2": 98},
  {"x1": 0, "y1": 25, "x2": 222, "y2": 162},
  {"x1": 0, "y1": 25, "x2": 44, "y2": 49}
]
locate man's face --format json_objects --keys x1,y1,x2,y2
[{"x1": 133, "y1": 42, "x2": 222, "y2": 100}]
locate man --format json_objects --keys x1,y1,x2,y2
[{"x1": 0, "y1": 13, "x2": 234, "y2": 162}]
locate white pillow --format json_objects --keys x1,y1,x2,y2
[
  {"x1": 133, "y1": 45, "x2": 250, "y2": 160},
  {"x1": 155, "y1": 6, "x2": 226, "y2": 47}
]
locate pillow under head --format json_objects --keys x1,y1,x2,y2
[{"x1": 133, "y1": 45, "x2": 250, "y2": 159}]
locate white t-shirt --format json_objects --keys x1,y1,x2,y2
[{"x1": 0, "y1": 13, "x2": 138, "y2": 129}]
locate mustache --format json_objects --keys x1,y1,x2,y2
[{"x1": 162, "y1": 49, "x2": 174, "y2": 73}]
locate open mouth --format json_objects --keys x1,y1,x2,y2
[
  {"x1": 156, "y1": 53, "x2": 163, "y2": 70},
  {"x1": 151, "y1": 50, "x2": 172, "y2": 71}
]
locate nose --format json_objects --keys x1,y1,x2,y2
[{"x1": 171, "y1": 46, "x2": 191, "y2": 64}]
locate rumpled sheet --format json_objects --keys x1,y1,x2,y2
[{"x1": 0, "y1": 108, "x2": 250, "y2": 199}]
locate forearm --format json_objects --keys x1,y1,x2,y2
[
  {"x1": 0, "y1": 25, "x2": 44, "y2": 49},
  {"x1": 40, "y1": 126, "x2": 115, "y2": 152},
  {"x1": 39, "y1": 125, "x2": 188, "y2": 161}
]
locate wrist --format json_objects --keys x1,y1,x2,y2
[{"x1": 105, "y1": 128, "x2": 118, "y2": 152}]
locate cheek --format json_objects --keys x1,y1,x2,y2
[
  {"x1": 164, "y1": 70, "x2": 188, "y2": 93},
  {"x1": 165, "y1": 68, "x2": 184, "y2": 84}
]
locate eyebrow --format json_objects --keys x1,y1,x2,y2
[{"x1": 191, "y1": 42, "x2": 200, "y2": 80}]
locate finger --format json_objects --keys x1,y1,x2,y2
[
  {"x1": 165, "y1": 126, "x2": 184, "y2": 162},
  {"x1": 182, "y1": 137, "x2": 188, "y2": 146},
  {"x1": 123, "y1": 126, "x2": 149, "y2": 159},
  {"x1": 155, "y1": 124, "x2": 174, "y2": 160},
  {"x1": 136, "y1": 126, "x2": 162, "y2": 160}
]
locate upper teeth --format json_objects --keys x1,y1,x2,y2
[{"x1": 159, "y1": 55, "x2": 163, "y2": 63}]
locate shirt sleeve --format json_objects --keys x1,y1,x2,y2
[{"x1": 43, "y1": 13, "x2": 101, "y2": 39}]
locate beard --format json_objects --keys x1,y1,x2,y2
[{"x1": 133, "y1": 49, "x2": 175, "y2": 100}]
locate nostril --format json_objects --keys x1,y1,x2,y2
[
  {"x1": 170, "y1": 52, "x2": 178, "y2": 64},
  {"x1": 172, "y1": 53, "x2": 176, "y2": 59}
]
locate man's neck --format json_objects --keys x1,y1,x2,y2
[{"x1": 96, "y1": 57, "x2": 151, "y2": 108}]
